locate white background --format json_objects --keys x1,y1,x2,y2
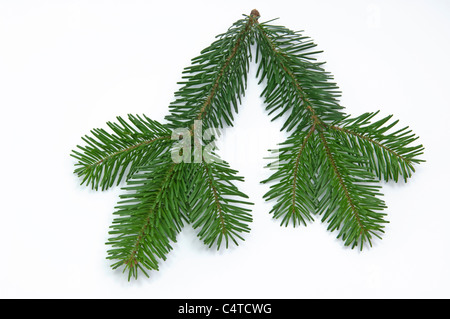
[{"x1": 1, "y1": 0, "x2": 449, "y2": 299}]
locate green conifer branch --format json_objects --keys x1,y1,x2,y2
[
  {"x1": 71, "y1": 114, "x2": 171, "y2": 191},
  {"x1": 165, "y1": 12, "x2": 259, "y2": 131},
  {"x1": 256, "y1": 17, "x2": 423, "y2": 248},
  {"x1": 71, "y1": 9, "x2": 425, "y2": 279},
  {"x1": 254, "y1": 20, "x2": 345, "y2": 131},
  {"x1": 316, "y1": 129, "x2": 388, "y2": 249},
  {"x1": 164, "y1": 12, "x2": 259, "y2": 249},
  {"x1": 106, "y1": 155, "x2": 186, "y2": 280},
  {"x1": 262, "y1": 126, "x2": 317, "y2": 227},
  {"x1": 327, "y1": 111, "x2": 425, "y2": 182},
  {"x1": 188, "y1": 153, "x2": 253, "y2": 249},
  {"x1": 105, "y1": 12, "x2": 259, "y2": 279}
]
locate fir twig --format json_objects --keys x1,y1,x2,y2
[
  {"x1": 71, "y1": 114, "x2": 171, "y2": 191},
  {"x1": 71, "y1": 9, "x2": 425, "y2": 279},
  {"x1": 106, "y1": 155, "x2": 186, "y2": 280},
  {"x1": 165, "y1": 12, "x2": 259, "y2": 248},
  {"x1": 256, "y1": 16, "x2": 424, "y2": 249}
]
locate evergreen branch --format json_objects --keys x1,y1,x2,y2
[
  {"x1": 165, "y1": 13, "x2": 258, "y2": 131},
  {"x1": 71, "y1": 10, "x2": 427, "y2": 279},
  {"x1": 164, "y1": 13, "x2": 259, "y2": 249},
  {"x1": 254, "y1": 21, "x2": 345, "y2": 131},
  {"x1": 316, "y1": 129, "x2": 388, "y2": 249},
  {"x1": 188, "y1": 153, "x2": 253, "y2": 249},
  {"x1": 195, "y1": 19, "x2": 251, "y2": 122},
  {"x1": 71, "y1": 114, "x2": 172, "y2": 191},
  {"x1": 257, "y1": 16, "x2": 423, "y2": 249},
  {"x1": 106, "y1": 155, "x2": 187, "y2": 280},
  {"x1": 328, "y1": 111, "x2": 425, "y2": 182},
  {"x1": 262, "y1": 126, "x2": 317, "y2": 226}
]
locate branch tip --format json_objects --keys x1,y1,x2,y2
[{"x1": 250, "y1": 9, "x2": 260, "y2": 19}]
